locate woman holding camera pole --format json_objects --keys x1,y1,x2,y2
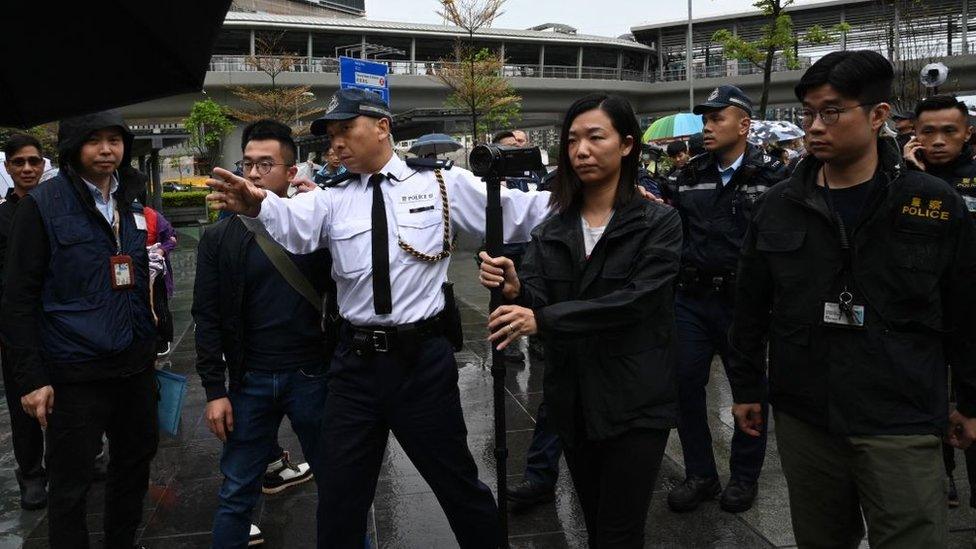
[{"x1": 479, "y1": 94, "x2": 682, "y2": 548}]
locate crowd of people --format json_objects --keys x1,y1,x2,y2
[{"x1": 1, "y1": 48, "x2": 976, "y2": 549}]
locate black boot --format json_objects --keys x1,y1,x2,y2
[
  {"x1": 667, "y1": 475, "x2": 721, "y2": 512},
  {"x1": 507, "y1": 479, "x2": 555, "y2": 512},
  {"x1": 720, "y1": 478, "x2": 758, "y2": 513},
  {"x1": 16, "y1": 470, "x2": 47, "y2": 510}
]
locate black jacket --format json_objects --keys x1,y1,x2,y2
[
  {"x1": 516, "y1": 196, "x2": 682, "y2": 445},
  {"x1": 923, "y1": 146, "x2": 976, "y2": 218},
  {"x1": 667, "y1": 143, "x2": 788, "y2": 275},
  {"x1": 0, "y1": 190, "x2": 22, "y2": 304},
  {"x1": 192, "y1": 215, "x2": 332, "y2": 401},
  {"x1": 727, "y1": 139, "x2": 976, "y2": 436},
  {"x1": 0, "y1": 111, "x2": 152, "y2": 393}
]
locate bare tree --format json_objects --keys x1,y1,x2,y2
[
  {"x1": 231, "y1": 31, "x2": 324, "y2": 134},
  {"x1": 436, "y1": 0, "x2": 508, "y2": 144}
]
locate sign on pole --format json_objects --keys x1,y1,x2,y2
[{"x1": 339, "y1": 56, "x2": 390, "y2": 105}]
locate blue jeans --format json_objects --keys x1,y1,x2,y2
[
  {"x1": 674, "y1": 290, "x2": 768, "y2": 483},
  {"x1": 212, "y1": 366, "x2": 328, "y2": 548}
]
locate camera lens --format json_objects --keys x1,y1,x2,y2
[{"x1": 469, "y1": 145, "x2": 500, "y2": 177}]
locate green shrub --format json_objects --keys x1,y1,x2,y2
[{"x1": 161, "y1": 190, "x2": 208, "y2": 209}]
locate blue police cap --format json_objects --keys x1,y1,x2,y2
[
  {"x1": 311, "y1": 88, "x2": 393, "y2": 136},
  {"x1": 693, "y1": 85, "x2": 754, "y2": 117}
]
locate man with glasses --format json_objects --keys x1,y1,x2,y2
[
  {"x1": 0, "y1": 134, "x2": 48, "y2": 511},
  {"x1": 664, "y1": 85, "x2": 786, "y2": 515},
  {"x1": 728, "y1": 50, "x2": 976, "y2": 547},
  {"x1": 193, "y1": 120, "x2": 331, "y2": 548}
]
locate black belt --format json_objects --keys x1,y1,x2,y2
[
  {"x1": 679, "y1": 267, "x2": 736, "y2": 291},
  {"x1": 344, "y1": 313, "x2": 446, "y2": 355}
]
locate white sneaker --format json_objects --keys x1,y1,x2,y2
[
  {"x1": 262, "y1": 451, "x2": 313, "y2": 494},
  {"x1": 249, "y1": 524, "x2": 264, "y2": 546}
]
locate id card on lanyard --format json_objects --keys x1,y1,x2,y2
[
  {"x1": 109, "y1": 205, "x2": 134, "y2": 290},
  {"x1": 820, "y1": 170, "x2": 866, "y2": 329}
]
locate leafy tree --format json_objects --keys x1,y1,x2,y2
[
  {"x1": 0, "y1": 124, "x2": 59, "y2": 164},
  {"x1": 712, "y1": 0, "x2": 850, "y2": 118},
  {"x1": 183, "y1": 98, "x2": 233, "y2": 174},
  {"x1": 436, "y1": 0, "x2": 514, "y2": 144}
]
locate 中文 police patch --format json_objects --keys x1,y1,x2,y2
[{"x1": 901, "y1": 196, "x2": 950, "y2": 221}]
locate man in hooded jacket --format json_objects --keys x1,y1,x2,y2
[{"x1": 0, "y1": 110, "x2": 158, "y2": 549}]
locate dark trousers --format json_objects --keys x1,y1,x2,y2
[
  {"x1": 0, "y1": 346, "x2": 45, "y2": 479},
  {"x1": 213, "y1": 367, "x2": 328, "y2": 549},
  {"x1": 316, "y1": 333, "x2": 498, "y2": 548},
  {"x1": 46, "y1": 365, "x2": 158, "y2": 549},
  {"x1": 564, "y1": 428, "x2": 670, "y2": 549},
  {"x1": 523, "y1": 401, "x2": 562, "y2": 488},
  {"x1": 674, "y1": 290, "x2": 768, "y2": 482}
]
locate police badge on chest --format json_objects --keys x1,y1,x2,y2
[{"x1": 110, "y1": 255, "x2": 135, "y2": 290}]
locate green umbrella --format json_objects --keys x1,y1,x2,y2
[{"x1": 643, "y1": 113, "x2": 704, "y2": 143}]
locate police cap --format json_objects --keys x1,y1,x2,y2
[
  {"x1": 311, "y1": 88, "x2": 393, "y2": 136},
  {"x1": 694, "y1": 85, "x2": 754, "y2": 117}
]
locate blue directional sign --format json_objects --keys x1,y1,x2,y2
[{"x1": 339, "y1": 56, "x2": 390, "y2": 105}]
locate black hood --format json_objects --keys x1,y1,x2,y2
[
  {"x1": 56, "y1": 110, "x2": 146, "y2": 206},
  {"x1": 58, "y1": 109, "x2": 135, "y2": 173}
]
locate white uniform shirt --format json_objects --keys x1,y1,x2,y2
[{"x1": 254, "y1": 153, "x2": 552, "y2": 326}]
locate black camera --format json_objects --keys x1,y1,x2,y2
[{"x1": 469, "y1": 144, "x2": 544, "y2": 179}]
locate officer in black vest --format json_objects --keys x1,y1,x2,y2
[
  {"x1": 0, "y1": 110, "x2": 158, "y2": 548},
  {"x1": 663, "y1": 85, "x2": 787, "y2": 515}
]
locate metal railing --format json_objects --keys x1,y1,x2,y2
[{"x1": 208, "y1": 54, "x2": 819, "y2": 83}]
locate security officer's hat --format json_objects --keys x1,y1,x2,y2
[
  {"x1": 694, "y1": 85, "x2": 754, "y2": 117},
  {"x1": 310, "y1": 88, "x2": 393, "y2": 136}
]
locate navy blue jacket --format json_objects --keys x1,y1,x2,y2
[
  {"x1": 667, "y1": 143, "x2": 787, "y2": 275},
  {"x1": 0, "y1": 111, "x2": 155, "y2": 394}
]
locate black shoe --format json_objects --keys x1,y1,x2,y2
[
  {"x1": 667, "y1": 475, "x2": 721, "y2": 513},
  {"x1": 720, "y1": 478, "x2": 758, "y2": 513},
  {"x1": 262, "y1": 452, "x2": 313, "y2": 495},
  {"x1": 948, "y1": 477, "x2": 960, "y2": 508},
  {"x1": 93, "y1": 449, "x2": 108, "y2": 482},
  {"x1": 506, "y1": 479, "x2": 555, "y2": 511},
  {"x1": 16, "y1": 471, "x2": 47, "y2": 511}
]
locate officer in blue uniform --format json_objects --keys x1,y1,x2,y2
[
  {"x1": 662, "y1": 85, "x2": 787, "y2": 514},
  {"x1": 206, "y1": 89, "x2": 552, "y2": 548}
]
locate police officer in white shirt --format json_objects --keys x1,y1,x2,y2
[{"x1": 206, "y1": 88, "x2": 552, "y2": 548}]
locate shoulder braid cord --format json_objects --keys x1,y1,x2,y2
[{"x1": 396, "y1": 168, "x2": 457, "y2": 262}]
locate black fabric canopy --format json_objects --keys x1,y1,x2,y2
[{"x1": 0, "y1": 0, "x2": 233, "y2": 128}]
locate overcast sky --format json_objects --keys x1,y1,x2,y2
[{"x1": 364, "y1": 0, "x2": 831, "y2": 38}]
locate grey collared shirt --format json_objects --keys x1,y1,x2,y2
[{"x1": 82, "y1": 175, "x2": 119, "y2": 225}]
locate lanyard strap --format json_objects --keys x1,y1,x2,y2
[
  {"x1": 111, "y1": 205, "x2": 122, "y2": 254},
  {"x1": 821, "y1": 168, "x2": 855, "y2": 291}
]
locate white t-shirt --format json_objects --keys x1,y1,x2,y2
[{"x1": 581, "y1": 211, "x2": 614, "y2": 258}]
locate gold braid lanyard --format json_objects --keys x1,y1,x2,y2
[{"x1": 396, "y1": 169, "x2": 456, "y2": 262}]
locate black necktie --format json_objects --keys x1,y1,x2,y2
[{"x1": 369, "y1": 174, "x2": 392, "y2": 315}]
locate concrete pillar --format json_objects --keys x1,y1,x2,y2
[
  {"x1": 539, "y1": 44, "x2": 546, "y2": 77},
  {"x1": 617, "y1": 51, "x2": 624, "y2": 79},
  {"x1": 840, "y1": 8, "x2": 847, "y2": 50},
  {"x1": 658, "y1": 28, "x2": 665, "y2": 80},
  {"x1": 964, "y1": 0, "x2": 969, "y2": 55},
  {"x1": 893, "y1": 2, "x2": 901, "y2": 63},
  {"x1": 644, "y1": 54, "x2": 651, "y2": 81},
  {"x1": 249, "y1": 29, "x2": 255, "y2": 56},
  {"x1": 499, "y1": 42, "x2": 506, "y2": 77},
  {"x1": 307, "y1": 33, "x2": 313, "y2": 70},
  {"x1": 577, "y1": 46, "x2": 583, "y2": 79},
  {"x1": 361, "y1": 35, "x2": 367, "y2": 59}
]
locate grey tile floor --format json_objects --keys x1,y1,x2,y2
[{"x1": 0, "y1": 228, "x2": 972, "y2": 547}]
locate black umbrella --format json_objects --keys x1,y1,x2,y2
[{"x1": 0, "y1": 1, "x2": 233, "y2": 128}]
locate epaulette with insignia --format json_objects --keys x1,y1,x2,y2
[
  {"x1": 405, "y1": 157, "x2": 454, "y2": 171},
  {"x1": 321, "y1": 170, "x2": 358, "y2": 188}
]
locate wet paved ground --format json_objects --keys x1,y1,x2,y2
[{"x1": 0, "y1": 228, "x2": 974, "y2": 547}]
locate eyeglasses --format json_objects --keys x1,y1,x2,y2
[
  {"x1": 6, "y1": 156, "x2": 43, "y2": 168},
  {"x1": 800, "y1": 103, "x2": 876, "y2": 128},
  {"x1": 235, "y1": 160, "x2": 291, "y2": 176}
]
